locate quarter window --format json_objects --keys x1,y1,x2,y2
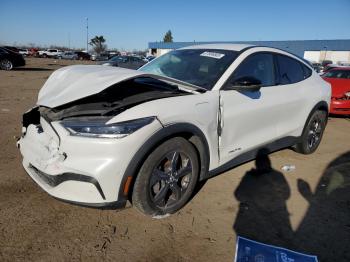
[
  {"x1": 231, "y1": 53, "x2": 275, "y2": 87},
  {"x1": 276, "y1": 55, "x2": 304, "y2": 84},
  {"x1": 301, "y1": 63, "x2": 312, "y2": 79}
]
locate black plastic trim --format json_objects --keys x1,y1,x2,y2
[
  {"x1": 301, "y1": 101, "x2": 329, "y2": 135},
  {"x1": 29, "y1": 164, "x2": 106, "y2": 200},
  {"x1": 208, "y1": 136, "x2": 299, "y2": 178},
  {"x1": 237, "y1": 45, "x2": 256, "y2": 55},
  {"x1": 117, "y1": 123, "x2": 210, "y2": 200},
  {"x1": 22, "y1": 107, "x2": 40, "y2": 129}
]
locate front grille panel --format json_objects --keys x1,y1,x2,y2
[{"x1": 23, "y1": 107, "x2": 40, "y2": 129}]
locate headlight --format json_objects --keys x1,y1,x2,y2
[
  {"x1": 60, "y1": 117, "x2": 155, "y2": 138},
  {"x1": 345, "y1": 91, "x2": 350, "y2": 98}
]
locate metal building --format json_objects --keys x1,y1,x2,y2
[{"x1": 148, "y1": 39, "x2": 350, "y2": 63}]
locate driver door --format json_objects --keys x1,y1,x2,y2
[{"x1": 219, "y1": 52, "x2": 280, "y2": 165}]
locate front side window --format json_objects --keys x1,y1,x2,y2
[
  {"x1": 276, "y1": 55, "x2": 304, "y2": 84},
  {"x1": 140, "y1": 49, "x2": 238, "y2": 90},
  {"x1": 230, "y1": 53, "x2": 275, "y2": 87}
]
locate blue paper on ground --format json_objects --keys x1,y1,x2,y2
[{"x1": 234, "y1": 236, "x2": 318, "y2": 262}]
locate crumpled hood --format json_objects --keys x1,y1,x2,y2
[{"x1": 37, "y1": 65, "x2": 191, "y2": 108}]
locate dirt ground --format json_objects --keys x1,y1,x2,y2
[{"x1": 0, "y1": 58, "x2": 349, "y2": 262}]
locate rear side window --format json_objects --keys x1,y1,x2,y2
[{"x1": 276, "y1": 55, "x2": 304, "y2": 84}]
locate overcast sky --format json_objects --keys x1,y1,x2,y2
[{"x1": 1, "y1": 0, "x2": 350, "y2": 50}]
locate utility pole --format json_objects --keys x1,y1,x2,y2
[
  {"x1": 323, "y1": 46, "x2": 328, "y2": 62},
  {"x1": 86, "y1": 17, "x2": 89, "y2": 52}
]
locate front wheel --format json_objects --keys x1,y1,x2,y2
[
  {"x1": 132, "y1": 137, "x2": 199, "y2": 216},
  {"x1": 0, "y1": 59, "x2": 13, "y2": 70},
  {"x1": 294, "y1": 110, "x2": 327, "y2": 154}
]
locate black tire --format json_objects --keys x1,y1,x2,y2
[
  {"x1": 294, "y1": 110, "x2": 327, "y2": 154},
  {"x1": 132, "y1": 137, "x2": 199, "y2": 216},
  {"x1": 0, "y1": 59, "x2": 13, "y2": 70}
]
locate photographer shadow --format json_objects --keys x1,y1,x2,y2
[
  {"x1": 233, "y1": 148, "x2": 294, "y2": 248},
  {"x1": 233, "y1": 149, "x2": 350, "y2": 261},
  {"x1": 294, "y1": 151, "x2": 350, "y2": 261}
]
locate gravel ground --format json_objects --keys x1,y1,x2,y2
[{"x1": 0, "y1": 58, "x2": 349, "y2": 262}]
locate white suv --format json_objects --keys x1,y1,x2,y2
[
  {"x1": 18, "y1": 44, "x2": 331, "y2": 216},
  {"x1": 38, "y1": 49, "x2": 63, "y2": 58}
]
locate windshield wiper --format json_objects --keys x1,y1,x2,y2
[{"x1": 158, "y1": 78, "x2": 207, "y2": 93}]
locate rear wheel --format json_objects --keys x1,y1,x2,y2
[
  {"x1": 294, "y1": 110, "x2": 327, "y2": 154},
  {"x1": 132, "y1": 137, "x2": 199, "y2": 216},
  {"x1": 0, "y1": 59, "x2": 13, "y2": 70}
]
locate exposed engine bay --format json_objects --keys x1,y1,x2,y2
[{"x1": 23, "y1": 77, "x2": 191, "y2": 127}]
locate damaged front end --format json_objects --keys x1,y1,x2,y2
[
  {"x1": 18, "y1": 75, "x2": 191, "y2": 207},
  {"x1": 22, "y1": 77, "x2": 189, "y2": 139}
]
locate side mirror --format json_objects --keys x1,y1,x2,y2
[{"x1": 226, "y1": 76, "x2": 262, "y2": 92}]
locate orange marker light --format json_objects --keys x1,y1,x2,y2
[{"x1": 123, "y1": 176, "x2": 133, "y2": 196}]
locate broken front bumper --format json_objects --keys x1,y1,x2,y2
[{"x1": 18, "y1": 112, "x2": 162, "y2": 208}]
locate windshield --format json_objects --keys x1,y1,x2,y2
[
  {"x1": 139, "y1": 49, "x2": 238, "y2": 90},
  {"x1": 323, "y1": 69, "x2": 350, "y2": 79}
]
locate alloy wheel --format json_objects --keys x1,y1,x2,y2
[
  {"x1": 308, "y1": 118, "x2": 322, "y2": 149},
  {"x1": 150, "y1": 151, "x2": 193, "y2": 209},
  {"x1": 0, "y1": 59, "x2": 13, "y2": 70}
]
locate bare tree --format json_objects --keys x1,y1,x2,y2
[
  {"x1": 89, "y1": 36, "x2": 107, "y2": 54},
  {"x1": 163, "y1": 30, "x2": 173, "y2": 43}
]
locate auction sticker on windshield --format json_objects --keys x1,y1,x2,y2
[{"x1": 200, "y1": 51, "x2": 225, "y2": 59}]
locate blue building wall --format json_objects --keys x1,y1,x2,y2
[{"x1": 148, "y1": 40, "x2": 350, "y2": 57}]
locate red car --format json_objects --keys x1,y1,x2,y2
[{"x1": 322, "y1": 67, "x2": 350, "y2": 115}]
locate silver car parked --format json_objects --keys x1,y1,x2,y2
[{"x1": 59, "y1": 51, "x2": 78, "y2": 60}]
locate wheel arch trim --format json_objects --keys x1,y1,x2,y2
[
  {"x1": 117, "y1": 122, "x2": 211, "y2": 201},
  {"x1": 301, "y1": 101, "x2": 329, "y2": 136}
]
